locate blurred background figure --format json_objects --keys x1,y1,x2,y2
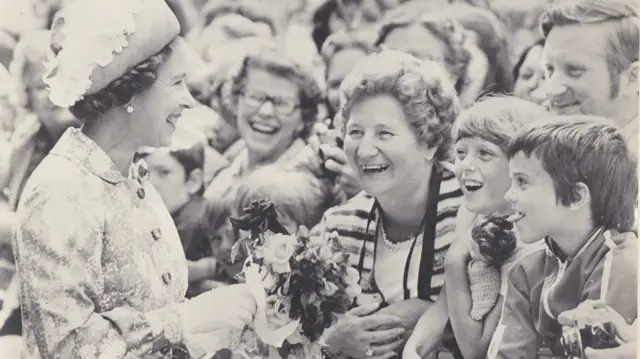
[
  {"x1": 321, "y1": 29, "x2": 376, "y2": 119},
  {"x1": 512, "y1": 39, "x2": 546, "y2": 106}
]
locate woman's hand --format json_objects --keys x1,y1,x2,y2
[
  {"x1": 324, "y1": 303, "x2": 406, "y2": 359},
  {"x1": 308, "y1": 123, "x2": 362, "y2": 198},
  {"x1": 180, "y1": 283, "x2": 257, "y2": 333}
]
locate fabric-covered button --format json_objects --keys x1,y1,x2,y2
[
  {"x1": 138, "y1": 165, "x2": 148, "y2": 179},
  {"x1": 162, "y1": 272, "x2": 172, "y2": 284},
  {"x1": 151, "y1": 228, "x2": 162, "y2": 241},
  {"x1": 137, "y1": 187, "x2": 145, "y2": 199}
]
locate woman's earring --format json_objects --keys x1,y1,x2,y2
[{"x1": 125, "y1": 104, "x2": 134, "y2": 113}]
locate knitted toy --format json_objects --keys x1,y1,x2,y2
[{"x1": 468, "y1": 215, "x2": 517, "y2": 320}]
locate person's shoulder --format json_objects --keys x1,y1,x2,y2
[
  {"x1": 19, "y1": 154, "x2": 102, "y2": 208},
  {"x1": 506, "y1": 241, "x2": 547, "y2": 285},
  {"x1": 324, "y1": 191, "x2": 374, "y2": 217},
  {"x1": 604, "y1": 229, "x2": 638, "y2": 270},
  {"x1": 320, "y1": 191, "x2": 373, "y2": 231}
]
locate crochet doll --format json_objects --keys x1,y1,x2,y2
[{"x1": 468, "y1": 215, "x2": 517, "y2": 320}]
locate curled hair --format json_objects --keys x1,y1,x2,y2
[
  {"x1": 441, "y1": 3, "x2": 515, "y2": 95},
  {"x1": 540, "y1": 0, "x2": 639, "y2": 96},
  {"x1": 337, "y1": 49, "x2": 461, "y2": 161},
  {"x1": 452, "y1": 95, "x2": 548, "y2": 152},
  {"x1": 472, "y1": 216, "x2": 517, "y2": 267},
  {"x1": 375, "y1": 11, "x2": 471, "y2": 93},
  {"x1": 507, "y1": 115, "x2": 638, "y2": 232},
  {"x1": 320, "y1": 30, "x2": 376, "y2": 65},
  {"x1": 224, "y1": 165, "x2": 335, "y2": 230},
  {"x1": 201, "y1": 0, "x2": 278, "y2": 35},
  {"x1": 69, "y1": 45, "x2": 173, "y2": 120},
  {"x1": 228, "y1": 42, "x2": 324, "y2": 138}
]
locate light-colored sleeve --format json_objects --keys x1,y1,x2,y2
[
  {"x1": 14, "y1": 179, "x2": 184, "y2": 358},
  {"x1": 486, "y1": 262, "x2": 542, "y2": 359}
]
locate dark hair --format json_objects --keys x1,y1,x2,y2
[
  {"x1": 472, "y1": 216, "x2": 517, "y2": 267},
  {"x1": 171, "y1": 142, "x2": 206, "y2": 196},
  {"x1": 445, "y1": 3, "x2": 514, "y2": 95},
  {"x1": 69, "y1": 44, "x2": 173, "y2": 120},
  {"x1": 512, "y1": 38, "x2": 545, "y2": 80},
  {"x1": 312, "y1": 0, "x2": 361, "y2": 52},
  {"x1": 507, "y1": 115, "x2": 638, "y2": 232},
  {"x1": 375, "y1": 11, "x2": 470, "y2": 94}
]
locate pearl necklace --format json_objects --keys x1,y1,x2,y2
[{"x1": 379, "y1": 223, "x2": 423, "y2": 252}]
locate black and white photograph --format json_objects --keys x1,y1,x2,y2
[{"x1": 0, "y1": 0, "x2": 637, "y2": 358}]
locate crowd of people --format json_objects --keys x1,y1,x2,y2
[{"x1": 0, "y1": 0, "x2": 637, "y2": 358}]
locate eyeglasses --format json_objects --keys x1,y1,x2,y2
[{"x1": 242, "y1": 90, "x2": 300, "y2": 116}]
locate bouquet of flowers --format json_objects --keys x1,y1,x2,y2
[{"x1": 228, "y1": 199, "x2": 361, "y2": 359}]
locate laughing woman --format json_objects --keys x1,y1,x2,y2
[
  {"x1": 313, "y1": 49, "x2": 464, "y2": 359},
  {"x1": 203, "y1": 40, "x2": 324, "y2": 204},
  {"x1": 12, "y1": 1, "x2": 256, "y2": 358}
]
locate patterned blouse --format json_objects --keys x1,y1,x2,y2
[{"x1": 13, "y1": 128, "x2": 189, "y2": 359}]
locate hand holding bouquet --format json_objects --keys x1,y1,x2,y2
[{"x1": 228, "y1": 199, "x2": 362, "y2": 359}]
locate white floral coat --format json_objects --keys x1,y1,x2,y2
[{"x1": 13, "y1": 128, "x2": 189, "y2": 359}]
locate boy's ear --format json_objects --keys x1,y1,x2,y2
[
  {"x1": 568, "y1": 182, "x2": 591, "y2": 211},
  {"x1": 186, "y1": 168, "x2": 204, "y2": 196}
]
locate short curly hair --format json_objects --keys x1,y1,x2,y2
[
  {"x1": 228, "y1": 42, "x2": 324, "y2": 138},
  {"x1": 375, "y1": 11, "x2": 471, "y2": 93},
  {"x1": 68, "y1": 44, "x2": 173, "y2": 121},
  {"x1": 201, "y1": 0, "x2": 278, "y2": 35},
  {"x1": 320, "y1": 30, "x2": 376, "y2": 64},
  {"x1": 441, "y1": 3, "x2": 515, "y2": 95},
  {"x1": 337, "y1": 49, "x2": 461, "y2": 161}
]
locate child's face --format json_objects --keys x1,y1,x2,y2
[
  {"x1": 454, "y1": 137, "x2": 512, "y2": 215},
  {"x1": 505, "y1": 152, "x2": 569, "y2": 243},
  {"x1": 145, "y1": 150, "x2": 191, "y2": 215}
]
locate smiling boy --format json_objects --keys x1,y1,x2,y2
[{"x1": 487, "y1": 116, "x2": 638, "y2": 358}]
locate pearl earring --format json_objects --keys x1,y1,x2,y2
[{"x1": 126, "y1": 104, "x2": 134, "y2": 113}]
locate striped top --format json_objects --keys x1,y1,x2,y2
[{"x1": 312, "y1": 168, "x2": 463, "y2": 302}]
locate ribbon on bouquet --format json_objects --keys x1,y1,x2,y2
[{"x1": 245, "y1": 259, "x2": 300, "y2": 347}]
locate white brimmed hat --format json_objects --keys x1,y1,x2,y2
[{"x1": 43, "y1": 0, "x2": 180, "y2": 108}]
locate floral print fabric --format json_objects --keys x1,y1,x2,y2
[{"x1": 13, "y1": 128, "x2": 189, "y2": 358}]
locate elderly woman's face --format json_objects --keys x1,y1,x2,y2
[
  {"x1": 514, "y1": 45, "x2": 545, "y2": 105},
  {"x1": 327, "y1": 48, "x2": 367, "y2": 113},
  {"x1": 383, "y1": 25, "x2": 454, "y2": 80},
  {"x1": 237, "y1": 66, "x2": 304, "y2": 162},
  {"x1": 344, "y1": 94, "x2": 431, "y2": 197},
  {"x1": 130, "y1": 41, "x2": 195, "y2": 148},
  {"x1": 454, "y1": 137, "x2": 511, "y2": 215}
]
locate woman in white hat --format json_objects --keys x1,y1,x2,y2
[{"x1": 12, "y1": 0, "x2": 257, "y2": 358}]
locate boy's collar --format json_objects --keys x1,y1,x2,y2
[{"x1": 544, "y1": 226, "x2": 605, "y2": 262}]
